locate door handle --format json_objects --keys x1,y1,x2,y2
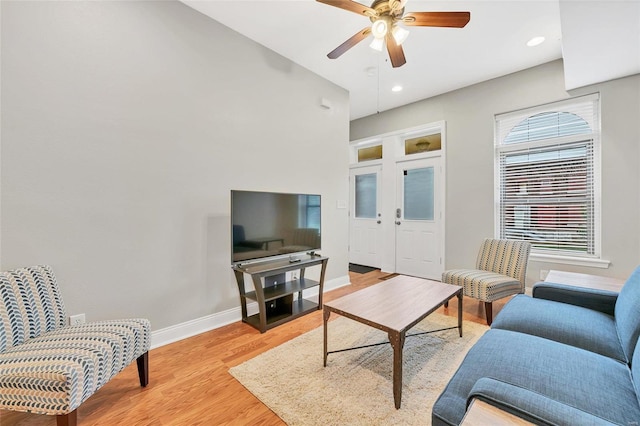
[
  {"x1": 377, "y1": 220, "x2": 381, "y2": 224},
  {"x1": 395, "y1": 221, "x2": 401, "y2": 225}
]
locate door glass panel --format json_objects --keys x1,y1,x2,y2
[
  {"x1": 404, "y1": 167, "x2": 434, "y2": 220},
  {"x1": 355, "y1": 173, "x2": 377, "y2": 218}
]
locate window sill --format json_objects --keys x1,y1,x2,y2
[{"x1": 530, "y1": 252, "x2": 610, "y2": 269}]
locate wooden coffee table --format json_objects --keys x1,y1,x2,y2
[{"x1": 323, "y1": 275, "x2": 463, "y2": 409}]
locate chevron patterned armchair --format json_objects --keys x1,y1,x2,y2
[
  {"x1": 0, "y1": 265, "x2": 151, "y2": 426},
  {"x1": 442, "y1": 239, "x2": 531, "y2": 325}
]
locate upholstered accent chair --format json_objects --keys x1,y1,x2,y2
[
  {"x1": 442, "y1": 239, "x2": 531, "y2": 325},
  {"x1": 0, "y1": 265, "x2": 151, "y2": 426}
]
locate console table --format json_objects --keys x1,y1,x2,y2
[{"x1": 232, "y1": 254, "x2": 328, "y2": 333}]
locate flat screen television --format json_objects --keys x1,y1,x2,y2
[{"x1": 231, "y1": 190, "x2": 321, "y2": 264}]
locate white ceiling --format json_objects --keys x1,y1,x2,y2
[{"x1": 182, "y1": 0, "x2": 640, "y2": 120}]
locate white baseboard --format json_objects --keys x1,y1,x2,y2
[{"x1": 150, "y1": 274, "x2": 350, "y2": 349}]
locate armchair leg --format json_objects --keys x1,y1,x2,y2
[
  {"x1": 484, "y1": 302, "x2": 493, "y2": 326},
  {"x1": 57, "y1": 410, "x2": 77, "y2": 426},
  {"x1": 137, "y1": 351, "x2": 149, "y2": 387}
]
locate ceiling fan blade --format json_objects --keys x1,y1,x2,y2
[
  {"x1": 403, "y1": 11, "x2": 470, "y2": 28},
  {"x1": 327, "y1": 27, "x2": 372, "y2": 59},
  {"x1": 316, "y1": 0, "x2": 377, "y2": 17},
  {"x1": 385, "y1": 33, "x2": 406, "y2": 68}
]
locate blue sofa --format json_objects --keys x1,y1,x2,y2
[{"x1": 432, "y1": 267, "x2": 640, "y2": 425}]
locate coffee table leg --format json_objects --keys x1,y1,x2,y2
[
  {"x1": 323, "y1": 307, "x2": 331, "y2": 367},
  {"x1": 457, "y1": 291, "x2": 463, "y2": 337},
  {"x1": 388, "y1": 331, "x2": 405, "y2": 409}
]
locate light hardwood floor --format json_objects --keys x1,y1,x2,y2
[{"x1": 0, "y1": 270, "x2": 509, "y2": 426}]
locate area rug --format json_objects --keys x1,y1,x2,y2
[{"x1": 229, "y1": 313, "x2": 488, "y2": 425}]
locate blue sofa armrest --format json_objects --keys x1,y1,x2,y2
[
  {"x1": 468, "y1": 377, "x2": 613, "y2": 426},
  {"x1": 532, "y1": 281, "x2": 618, "y2": 315}
]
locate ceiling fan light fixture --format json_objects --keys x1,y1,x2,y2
[
  {"x1": 392, "y1": 25, "x2": 410, "y2": 45},
  {"x1": 371, "y1": 18, "x2": 389, "y2": 39},
  {"x1": 369, "y1": 37, "x2": 384, "y2": 51}
]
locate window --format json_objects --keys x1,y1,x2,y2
[
  {"x1": 355, "y1": 173, "x2": 377, "y2": 218},
  {"x1": 495, "y1": 94, "x2": 601, "y2": 262},
  {"x1": 299, "y1": 195, "x2": 321, "y2": 229},
  {"x1": 403, "y1": 167, "x2": 434, "y2": 220},
  {"x1": 404, "y1": 133, "x2": 442, "y2": 155},
  {"x1": 357, "y1": 145, "x2": 382, "y2": 162}
]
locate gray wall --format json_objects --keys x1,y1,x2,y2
[
  {"x1": 351, "y1": 60, "x2": 640, "y2": 284},
  {"x1": 1, "y1": 1, "x2": 350, "y2": 331}
]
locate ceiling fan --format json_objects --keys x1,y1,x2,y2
[{"x1": 317, "y1": 0, "x2": 470, "y2": 68}]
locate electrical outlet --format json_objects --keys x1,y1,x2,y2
[
  {"x1": 69, "y1": 313, "x2": 86, "y2": 326},
  {"x1": 292, "y1": 271, "x2": 298, "y2": 280}
]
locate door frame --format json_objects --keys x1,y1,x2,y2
[{"x1": 349, "y1": 121, "x2": 446, "y2": 275}]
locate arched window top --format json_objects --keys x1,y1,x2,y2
[{"x1": 504, "y1": 111, "x2": 592, "y2": 144}]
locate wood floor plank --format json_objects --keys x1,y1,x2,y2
[{"x1": 0, "y1": 270, "x2": 506, "y2": 425}]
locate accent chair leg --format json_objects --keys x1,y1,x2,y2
[
  {"x1": 484, "y1": 302, "x2": 493, "y2": 326},
  {"x1": 137, "y1": 351, "x2": 149, "y2": 387},
  {"x1": 57, "y1": 410, "x2": 77, "y2": 426}
]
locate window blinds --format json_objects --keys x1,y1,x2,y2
[{"x1": 495, "y1": 94, "x2": 599, "y2": 257}]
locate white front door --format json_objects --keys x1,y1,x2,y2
[
  {"x1": 349, "y1": 165, "x2": 382, "y2": 268},
  {"x1": 395, "y1": 157, "x2": 442, "y2": 279}
]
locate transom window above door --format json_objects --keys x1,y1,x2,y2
[
  {"x1": 357, "y1": 145, "x2": 383, "y2": 162},
  {"x1": 404, "y1": 133, "x2": 441, "y2": 155}
]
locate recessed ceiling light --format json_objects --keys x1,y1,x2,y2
[
  {"x1": 391, "y1": 85, "x2": 403, "y2": 92},
  {"x1": 526, "y1": 36, "x2": 545, "y2": 47}
]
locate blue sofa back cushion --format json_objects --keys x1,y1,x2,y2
[
  {"x1": 491, "y1": 294, "x2": 626, "y2": 362},
  {"x1": 615, "y1": 266, "x2": 640, "y2": 363},
  {"x1": 431, "y1": 329, "x2": 640, "y2": 426}
]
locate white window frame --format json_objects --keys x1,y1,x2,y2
[{"x1": 494, "y1": 94, "x2": 609, "y2": 268}]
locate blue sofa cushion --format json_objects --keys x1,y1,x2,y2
[
  {"x1": 432, "y1": 329, "x2": 640, "y2": 426},
  {"x1": 633, "y1": 337, "x2": 640, "y2": 409},
  {"x1": 491, "y1": 294, "x2": 626, "y2": 362},
  {"x1": 615, "y1": 266, "x2": 640, "y2": 363}
]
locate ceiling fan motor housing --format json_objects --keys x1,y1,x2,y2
[{"x1": 370, "y1": 0, "x2": 405, "y2": 21}]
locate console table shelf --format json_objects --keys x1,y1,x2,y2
[
  {"x1": 233, "y1": 254, "x2": 328, "y2": 333},
  {"x1": 244, "y1": 277, "x2": 320, "y2": 303},
  {"x1": 244, "y1": 299, "x2": 319, "y2": 330}
]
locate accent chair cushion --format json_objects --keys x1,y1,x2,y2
[
  {"x1": 475, "y1": 238, "x2": 530, "y2": 285},
  {"x1": 441, "y1": 269, "x2": 522, "y2": 303},
  {"x1": 0, "y1": 265, "x2": 67, "y2": 352},
  {"x1": 0, "y1": 318, "x2": 150, "y2": 415}
]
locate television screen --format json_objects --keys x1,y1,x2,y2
[{"x1": 231, "y1": 190, "x2": 321, "y2": 264}]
